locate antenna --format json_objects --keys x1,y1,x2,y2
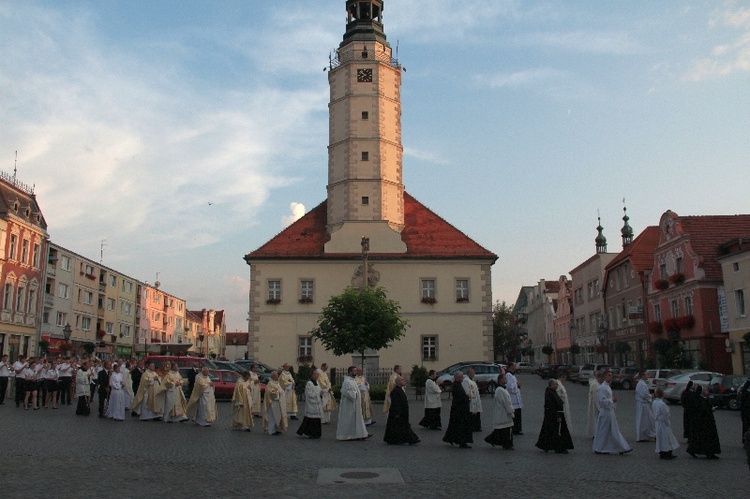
[
  {"x1": 13, "y1": 151, "x2": 17, "y2": 184},
  {"x1": 100, "y1": 239, "x2": 107, "y2": 264}
]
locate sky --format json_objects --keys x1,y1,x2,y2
[{"x1": 2, "y1": 1, "x2": 749, "y2": 331}]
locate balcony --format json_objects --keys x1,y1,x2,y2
[{"x1": 44, "y1": 293, "x2": 54, "y2": 307}]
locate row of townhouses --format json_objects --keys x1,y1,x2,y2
[
  {"x1": 513, "y1": 208, "x2": 750, "y2": 375},
  {"x1": 0, "y1": 172, "x2": 226, "y2": 362}
]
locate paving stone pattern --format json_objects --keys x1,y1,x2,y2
[{"x1": 1, "y1": 375, "x2": 746, "y2": 498}]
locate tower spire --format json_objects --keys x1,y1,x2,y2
[
  {"x1": 595, "y1": 211, "x2": 607, "y2": 254},
  {"x1": 342, "y1": 1, "x2": 386, "y2": 46},
  {"x1": 621, "y1": 199, "x2": 634, "y2": 248}
]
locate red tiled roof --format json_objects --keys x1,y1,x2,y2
[
  {"x1": 244, "y1": 191, "x2": 497, "y2": 262},
  {"x1": 669, "y1": 213, "x2": 750, "y2": 280},
  {"x1": 605, "y1": 226, "x2": 660, "y2": 273},
  {"x1": 544, "y1": 281, "x2": 561, "y2": 293},
  {"x1": 225, "y1": 332, "x2": 248, "y2": 346}
]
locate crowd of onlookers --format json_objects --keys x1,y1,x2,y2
[{"x1": 0, "y1": 353, "x2": 136, "y2": 410}]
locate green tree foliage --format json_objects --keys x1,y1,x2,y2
[
  {"x1": 542, "y1": 345, "x2": 554, "y2": 359},
  {"x1": 492, "y1": 301, "x2": 514, "y2": 361},
  {"x1": 310, "y1": 286, "x2": 408, "y2": 358}
]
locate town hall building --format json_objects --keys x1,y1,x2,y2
[{"x1": 243, "y1": 1, "x2": 497, "y2": 370}]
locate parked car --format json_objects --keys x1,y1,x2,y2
[
  {"x1": 568, "y1": 365, "x2": 582, "y2": 383},
  {"x1": 578, "y1": 363, "x2": 611, "y2": 385},
  {"x1": 234, "y1": 360, "x2": 274, "y2": 384},
  {"x1": 179, "y1": 367, "x2": 260, "y2": 399},
  {"x1": 645, "y1": 369, "x2": 682, "y2": 393},
  {"x1": 145, "y1": 355, "x2": 217, "y2": 370},
  {"x1": 658, "y1": 371, "x2": 722, "y2": 403},
  {"x1": 436, "y1": 363, "x2": 506, "y2": 394},
  {"x1": 538, "y1": 364, "x2": 571, "y2": 380},
  {"x1": 707, "y1": 375, "x2": 748, "y2": 410},
  {"x1": 514, "y1": 361, "x2": 535, "y2": 373},
  {"x1": 213, "y1": 360, "x2": 248, "y2": 375},
  {"x1": 610, "y1": 367, "x2": 640, "y2": 390},
  {"x1": 436, "y1": 361, "x2": 491, "y2": 377}
]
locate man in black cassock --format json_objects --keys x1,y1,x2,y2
[
  {"x1": 687, "y1": 385, "x2": 721, "y2": 459},
  {"x1": 383, "y1": 376, "x2": 420, "y2": 445},
  {"x1": 442, "y1": 371, "x2": 473, "y2": 448},
  {"x1": 535, "y1": 379, "x2": 574, "y2": 454}
]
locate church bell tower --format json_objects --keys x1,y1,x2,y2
[{"x1": 325, "y1": 1, "x2": 406, "y2": 253}]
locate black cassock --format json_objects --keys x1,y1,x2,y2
[
  {"x1": 535, "y1": 387, "x2": 573, "y2": 452},
  {"x1": 443, "y1": 381, "x2": 473, "y2": 446},
  {"x1": 687, "y1": 395, "x2": 721, "y2": 457},
  {"x1": 383, "y1": 386, "x2": 420, "y2": 445}
]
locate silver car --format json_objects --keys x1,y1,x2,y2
[{"x1": 658, "y1": 371, "x2": 722, "y2": 403}]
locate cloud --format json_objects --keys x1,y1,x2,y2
[
  {"x1": 479, "y1": 68, "x2": 565, "y2": 88},
  {"x1": 282, "y1": 202, "x2": 306, "y2": 227},
  {"x1": 404, "y1": 147, "x2": 452, "y2": 166},
  {"x1": 514, "y1": 30, "x2": 646, "y2": 55},
  {"x1": 684, "y1": 4, "x2": 750, "y2": 81}
]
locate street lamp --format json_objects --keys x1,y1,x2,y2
[
  {"x1": 597, "y1": 317, "x2": 609, "y2": 363},
  {"x1": 63, "y1": 323, "x2": 72, "y2": 342},
  {"x1": 199, "y1": 334, "x2": 205, "y2": 356}
]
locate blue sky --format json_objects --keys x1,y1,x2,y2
[{"x1": 2, "y1": 1, "x2": 749, "y2": 331}]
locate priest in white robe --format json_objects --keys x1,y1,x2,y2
[
  {"x1": 635, "y1": 370, "x2": 656, "y2": 442},
  {"x1": 231, "y1": 372, "x2": 254, "y2": 431},
  {"x1": 249, "y1": 364, "x2": 262, "y2": 417},
  {"x1": 593, "y1": 371, "x2": 632, "y2": 454},
  {"x1": 163, "y1": 363, "x2": 188, "y2": 423},
  {"x1": 462, "y1": 368, "x2": 482, "y2": 432},
  {"x1": 186, "y1": 367, "x2": 217, "y2": 427},
  {"x1": 506, "y1": 363, "x2": 523, "y2": 435},
  {"x1": 587, "y1": 371, "x2": 605, "y2": 438},
  {"x1": 337, "y1": 366, "x2": 371, "y2": 441},
  {"x1": 132, "y1": 363, "x2": 165, "y2": 421},
  {"x1": 382, "y1": 365, "x2": 401, "y2": 414},
  {"x1": 653, "y1": 388, "x2": 679, "y2": 459},
  {"x1": 104, "y1": 364, "x2": 127, "y2": 421},
  {"x1": 355, "y1": 367, "x2": 374, "y2": 426},
  {"x1": 121, "y1": 361, "x2": 134, "y2": 409},
  {"x1": 316, "y1": 364, "x2": 336, "y2": 424},
  {"x1": 279, "y1": 364, "x2": 298, "y2": 419},
  {"x1": 556, "y1": 372, "x2": 573, "y2": 433},
  {"x1": 263, "y1": 371, "x2": 288, "y2": 435}
]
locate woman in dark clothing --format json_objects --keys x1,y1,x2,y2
[
  {"x1": 383, "y1": 376, "x2": 420, "y2": 445},
  {"x1": 443, "y1": 372, "x2": 473, "y2": 448},
  {"x1": 535, "y1": 379, "x2": 574, "y2": 454},
  {"x1": 687, "y1": 386, "x2": 721, "y2": 459},
  {"x1": 681, "y1": 380, "x2": 694, "y2": 439}
]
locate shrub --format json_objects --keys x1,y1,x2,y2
[{"x1": 655, "y1": 279, "x2": 669, "y2": 290}]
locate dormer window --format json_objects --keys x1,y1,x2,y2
[{"x1": 13, "y1": 201, "x2": 18, "y2": 212}]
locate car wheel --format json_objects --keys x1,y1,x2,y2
[
  {"x1": 728, "y1": 398, "x2": 740, "y2": 411},
  {"x1": 621, "y1": 380, "x2": 631, "y2": 390},
  {"x1": 486, "y1": 382, "x2": 496, "y2": 394}
]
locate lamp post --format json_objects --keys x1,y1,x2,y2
[
  {"x1": 63, "y1": 323, "x2": 72, "y2": 342},
  {"x1": 199, "y1": 334, "x2": 205, "y2": 356},
  {"x1": 361, "y1": 236, "x2": 369, "y2": 289},
  {"x1": 597, "y1": 317, "x2": 609, "y2": 364}
]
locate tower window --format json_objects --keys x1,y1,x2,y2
[
  {"x1": 361, "y1": 196, "x2": 369, "y2": 205},
  {"x1": 361, "y1": 151, "x2": 369, "y2": 161},
  {"x1": 361, "y1": 111, "x2": 369, "y2": 120}
]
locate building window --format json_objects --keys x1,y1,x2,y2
[
  {"x1": 684, "y1": 296, "x2": 693, "y2": 316},
  {"x1": 670, "y1": 299, "x2": 679, "y2": 318},
  {"x1": 733, "y1": 262, "x2": 740, "y2": 272},
  {"x1": 60, "y1": 255, "x2": 71, "y2": 271},
  {"x1": 83, "y1": 291, "x2": 93, "y2": 305},
  {"x1": 676, "y1": 257, "x2": 684, "y2": 274},
  {"x1": 659, "y1": 263, "x2": 667, "y2": 280},
  {"x1": 81, "y1": 317, "x2": 91, "y2": 331},
  {"x1": 120, "y1": 324, "x2": 131, "y2": 337},
  {"x1": 121, "y1": 280, "x2": 133, "y2": 293},
  {"x1": 107, "y1": 298, "x2": 115, "y2": 311},
  {"x1": 121, "y1": 300, "x2": 132, "y2": 316},
  {"x1": 105, "y1": 322, "x2": 114, "y2": 335},
  {"x1": 9, "y1": 234, "x2": 17, "y2": 260},
  {"x1": 421, "y1": 279, "x2": 436, "y2": 302},
  {"x1": 588, "y1": 282, "x2": 594, "y2": 299},
  {"x1": 422, "y1": 335, "x2": 438, "y2": 361},
  {"x1": 736, "y1": 289, "x2": 746, "y2": 317},
  {"x1": 574, "y1": 287, "x2": 583, "y2": 305},
  {"x1": 109, "y1": 275, "x2": 116, "y2": 287},
  {"x1": 627, "y1": 300, "x2": 633, "y2": 325},
  {"x1": 456, "y1": 279, "x2": 469, "y2": 302},
  {"x1": 361, "y1": 196, "x2": 369, "y2": 205},
  {"x1": 21, "y1": 239, "x2": 29, "y2": 263},
  {"x1": 361, "y1": 151, "x2": 369, "y2": 161},
  {"x1": 32, "y1": 244, "x2": 41, "y2": 268},
  {"x1": 28, "y1": 289, "x2": 36, "y2": 314},
  {"x1": 654, "y1": 304, "x2": 661, "y2": 322},
  {"x1": 268, "y1": 280, "x2": 281, "y2": 302},
  {"x1": 56, "y1": 312, "x2": 67, "y2": 327},
  {"x1": 362, "y1": 111, "x2": 369, "y2": 120},
  {"x1": 15, "y1": 286, "x2": 25, "y2": 312},
  {"x1": 300, "y1": 280, "x2": 314, "y2": 302},
  {"x1": 298, "y1": 336, "x2": 312, "y2": 360},
  {"x1": 57, "y1": 283, "x2": 69, "y2": 299}
]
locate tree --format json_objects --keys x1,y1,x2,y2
[
  {"x1": 542, "y1": 345, "x2": 554, "y2": 361},
  {"x1": 492, "y1": 301, "x2": 514, "y2": 361},
  {"x1": 310, "y1": 286, "x2": 409, "y2": 363}
]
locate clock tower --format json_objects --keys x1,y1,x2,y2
[{"x1": 325, "y1": 0, "x2": 406, "y2": 253}]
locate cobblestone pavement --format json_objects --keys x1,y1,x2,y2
[{"x1": 1, "y1": 375, "x2": 746, "y2": 498}]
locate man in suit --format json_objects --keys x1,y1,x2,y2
[
  {"x1": 130, "y1": 360, "x2": 144, "y2": 417},
  {"x1": 97, "y1": 361, "x2": 111, "y2": 418},
  {"x1": 187, "y1": 362, "x2": 200, "y2": 398}
]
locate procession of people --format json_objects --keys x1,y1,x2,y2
[{"x1": 1, "y1": 355, "x2": 746, "y2": 466}]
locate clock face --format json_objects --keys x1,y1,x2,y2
[{"x1": 357, "y1": 68, "x2": 373, "y2": 82}]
